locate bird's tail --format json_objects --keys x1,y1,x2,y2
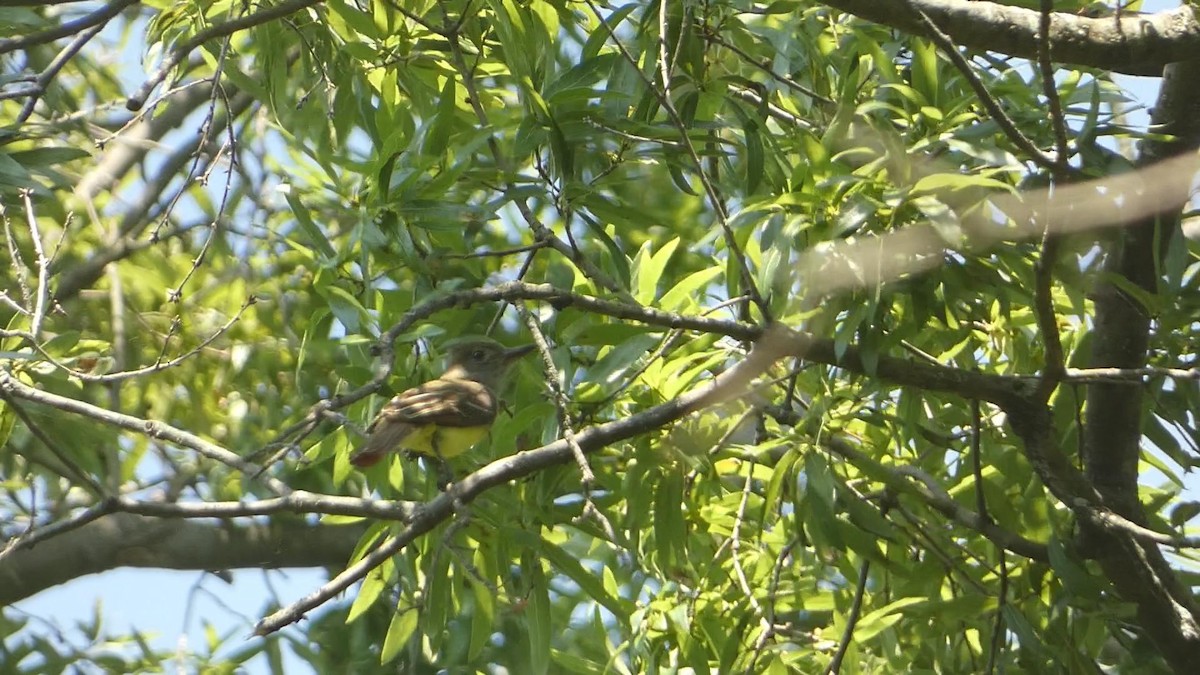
[
  {"x1": 350, "y1": 420, "x2": 413, "y2": 467},
  {"x1": 350, "y1": 448, "x2": 385, "y2": 467}
]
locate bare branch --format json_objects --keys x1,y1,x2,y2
[
  {"x1": 1063, "y1": 366, "x2": 1200, "y2": 383},
  {"x1": 0, "y1": 0, "x2": 137, "y2": 55},
  {"x1": 824, "y1": 560, "x2": 871, "y2": 675},
  {"x1": 19, "y1": 190, "x2": 49, "y2": 339},
  {"x1": 0, "y1": 514, "x2": 362, "y2": 605}
]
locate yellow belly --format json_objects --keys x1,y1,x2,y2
[{"x1": 400, "y1": 425, "x2": 490, "y2": 459}]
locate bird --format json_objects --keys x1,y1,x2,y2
[{"x1": 349, "y1": 338, "x2": 534, "y2": 468}]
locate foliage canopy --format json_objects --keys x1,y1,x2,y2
[{"x1": 2, "y1": 0, "x2": 1200, "y2": 673}]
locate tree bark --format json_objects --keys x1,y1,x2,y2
[{"x1": 0, "y1": 514, "x2": 364, "y2": 605}]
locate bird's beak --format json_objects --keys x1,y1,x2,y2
[{"x1": 503, "y1": 344, "x2": 536, "y2": 363}]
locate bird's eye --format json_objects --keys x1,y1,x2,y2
[{"x1": 472, "y1": 349, "x2": 486, "y2": 361}]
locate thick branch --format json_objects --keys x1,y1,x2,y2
[
  {"x1": 1083, "y1": 58, "x2": 1200, "y2": 521},
  {"x1": 377, "y1": 282, "x2": 1035, "y2": 409},
  {"x1": 1007, "y1": 400, "x2": 1200, "y2": 672},
  {"x1": 0, "y1": 514, "x2": 362, "y2": 604},
  {"x1": 822, "y1": 0, "x2": 1198, "y2": 77},
  {"x1": 1, "y1": 492, "x2": 417, "y2": 560}
]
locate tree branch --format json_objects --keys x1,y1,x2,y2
[
  {"x1": 1006, "y1": 399, "x2": 1200, "y2": 671},
  {"x1": 254, "y1": 326, "x2": 800, "y2": 635},
  {"x1": 0, "y1": 514, "x2": 363, "y2": 605},
  {"x1": 821, "y1": 0, "x2": 1197, "y2": 77},
  {"x1": 0, "y1": 0, "x2": 138, "y2": 55}
]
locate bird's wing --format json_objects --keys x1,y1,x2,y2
[
  {"x1": 351, "y1": 378, "x2": 497, "y2": 467},
  {"x1": 378, "y1": 377, "x2": 498, "y2": 428}
]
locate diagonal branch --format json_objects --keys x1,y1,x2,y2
[
  {"x1": 0, "y1": 0, "x2": 137, "y2": 55},
  {"x1": 253, "y1": 326, "x2": 799, "y2": 635}
]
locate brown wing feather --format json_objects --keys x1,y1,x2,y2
[
  {"x1": 350, "y1": 378, "x2": 497, "y2": 467},
  {"x1": 383, "y1": 378, "x2": 497, "y2": 427}
]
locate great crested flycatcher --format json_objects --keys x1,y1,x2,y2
[{"x1": 350, "y1": 338, "x2": 534, "y2": 468}]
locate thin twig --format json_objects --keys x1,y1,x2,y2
[
  {"x1": 0, "y1": 390, "x2": 105, "y2": 497},
  {"x1": 700, "y1": 26, "x2": 832, "y2": 105},
  {"x1": 443, "y1": 240, "x2": 549, "y2": 259},
  {"x1": 729, "y1": 458, "x2": 772, "y2": 638},
  {"x1": 3, "y1": 205, "x2": 33, "y2": 315},
  {"x1": 971, "y1": 400, "x2": 990, "y2": 523},
  {"x1": 0, "y1": 498, "x2": 114, "y2": 562},
  {"x1": 517, "y1": 306, "x2": 591, "y2": 486},
  {"x1": 164, "y1": 25, "x2": 238, "y2": 301},
  {"x1": 816, "y1": 434, "x2": 1049, "y2": 561},
  {"x1": 824, "y1": 560, "x2": 871, "y2": 675},
  {"x1": 750, "y1": 535, "x2": 801, "y2": 667},
  {"x1": 1028, "y1": 5, "x2": 1069, "y2": 401},
  {"x1": 0, "y1": 370, "x2": 290, "y2": 496},
  {"x1": 583, "y1": 0, "x2": 771, "y2": 322},
  {"x1": 517, "y1": 303, "x2": 622, "y2": 545},
  {"x1": 1036, "y1": 0, "x2": 1072, "y2": 170},
  {"x1": 970, "y1": 398, "x2": 1007, "y2": 674},
  {"x1": 8, "y1": 295, "x2": 257, "y2": 384},
  {"x1": 0, "y1": 290, "x2": 28, "y2": 315},
  {"x1": 20, "y1": 190, "x2": 50, "y2": 339}
]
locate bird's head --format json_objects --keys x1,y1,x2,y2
[{"x1": 442, "y1": 337, "x2": 535, "y2": 390}]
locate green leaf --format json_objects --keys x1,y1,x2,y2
[
  {"x1": 742, "y1": 116, "x2": 764, "y2": 194},
  {"x1": 423, "y1": 77, "x2": 458, "y2": 157},
  {"x1": 524, "y1": 552, "x2": 552, "y2": 675},
  {"x1": 0, "y1": 152, "x2": 38, "y2": 190},
  {"x1": 633, "y1": 237, "x2": 680, "y2": 304},
  {"x1": 852, "y1": 597, "x2": 926, "y2": 642},
  {"x1": 910, "y1": 173, "x2": 1014, "y2": 194},
  {"x1": 659, "y1": 267, "x2": 722, "y2": 312},
  {"x1": 284, "y1": 193, "x2": 337, "y2": 261},
  {"x1": 510, "y1": 528, "x2": 634, "y2": 622},
  {"x1": 346, "y1": 563, "x2": 389, "y2": 623},
  {"x1": 8, "y1": 146, "x2": 90, "y2": 168},
  {"x1": 321, "y1": 285, "x2": 370, "y2": 334},
  {"x1": 380, "y1": 605, "x2": 419, "y2": 664},
  {"x1": 654, "y1": 470, "x2": 686, "y2": 572},
  {"x1": 468, "y1": 558, "x2": 496, "y2": 660},
  {"x1": 327, "y1": 0, "x2": 381, "y2": 39},
  {"x1": 910, "y1": 38, "x2": 938, "y2": 107}
]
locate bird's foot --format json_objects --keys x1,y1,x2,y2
[{"x1": 432, "y1": 454, "x2": 469, "y2": 520}]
